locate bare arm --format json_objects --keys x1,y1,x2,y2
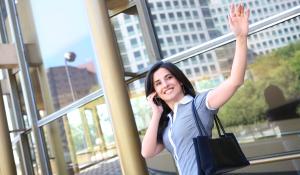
[
  {"x1": 141, "y1": 92, "x2": 165, "y2": 158},
  {"x1": 207, "y1": 3, "x2": 250, "y2": 109}
]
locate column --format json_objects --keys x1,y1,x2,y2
[
  {"x1": 0, "y1": 87, "x2": 17, "y2": 175},
  {"x1": 91, "y1": 106, "x2": 107, "y2": 152},
  {"x1": 84, "y1": 0, "x2": 148, "y2": 174},
  {"x1": 79, "y1": 107, "x2": 94, "y2": 153}
]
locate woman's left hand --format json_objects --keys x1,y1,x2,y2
[{"x1": 228, "y1": 3, "x2": 250, "y2": 38}]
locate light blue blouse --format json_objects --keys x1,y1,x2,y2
[{"x1": 162, "y1": 90, "x2": 218, "y2": 175}]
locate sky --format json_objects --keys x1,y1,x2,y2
[{"x1": 30, "y1": 0, "x2": 96, "y2": 68}]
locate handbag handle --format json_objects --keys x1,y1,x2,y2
[
  {"x1": 192, "y1": 99, "x2": 208, "y2": 136},
  {"x1": 192, "y1": 99, "x2": 227, "y2": 137},
  {"x1": 214, "y1": 114, "x2": 227, "y2": 136}
]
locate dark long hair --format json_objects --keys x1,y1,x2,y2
[{"x1": 145, "y1": 61, "x2": 196, "y2": 143}]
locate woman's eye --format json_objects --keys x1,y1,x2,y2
[{"x1": 154, "y1": 82, "x2": 161, "y2": 86}]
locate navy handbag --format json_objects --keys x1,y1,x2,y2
[{"x1": 192, "y1": 99, "x2": 250, "y2": 175}]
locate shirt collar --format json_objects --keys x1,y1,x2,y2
[
  {"x1": 177, "y1": 95, "x2": 193, "y2": 105},
  {"x1": 167, "y1": 95, "x2": 193, "y2": 118}
]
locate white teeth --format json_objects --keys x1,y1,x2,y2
[{"x1": 164, "y1": 88, "x2": 173, "y2": 94}]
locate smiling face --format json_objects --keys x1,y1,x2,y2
[{"x1": 153, "y1": 68, "x2": 185, "y2": 104}]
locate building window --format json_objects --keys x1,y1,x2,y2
[
  {"x1": 155, "y1": 26, "x2": 161, "y2": 34},
  {"x1": 199, "y1": 0, "x2": 208, "y2": 6},
  {"x1": 205, "y1": 19, "x2": 214, "y2": 29},
  {"x1": 199, "y1": 55, "x2": 205, "y2": 63},
  {"x1": 185, "y1": 11, "x2": 191, "y2": 19},
  {"x1": 192, "y1": 34, "x2": 198, "y2": 42},
  {"x1": 182, "y1": 60, "x2": 189, "y2": 66},
  {"x1": 130, "y1": 38, "x2": 138, "y2": 47},
  {"x1": 134, "y1": 51, "x2": 141, "y2": 58},
  {"x1": 188, "y1": 23, "x2": 195, "y2": 30},
  {"x1": 192, "y1": 11, "x2": 199, "y2": 17},
  {"x1": 165, "y1": 1, "x2": 171, "y2": 7},
  {"x1": 173, "y1": 1, "x2": 179, "y2": 7},
  {"x1": 202, "y1": 66, "x2": 208, "y2": 73},
  {"x1": 151, "y1": 14, "x2": 157, "y2": 21},
  {"x1": 199, "y1": 33, "x2": 206, "y2": 41},
  {"x1": 194, "y1": 67, "x2": 200, "y2": 74},
  {"x1": 186, "y1": 68, "x2": 192, "y2": 75},
  {"x1": 163, "y1": 25, "x2": 170, "y2": 32},
  {"x1": 175, "y1": 36, "x2": 182, "y2": 43},
  {"x1": 176, "y1": 12, "x2": 183, "y2": 19},
  {"x1": 196, "y1": 22, "x2": 202, "y2": 29},
  {"x1": 148, "y1": 2, "x2": 154, "y2": 9},
  {"x1": 127, "y1": 26, "x2": 134, "y2": 34},
  {"x1": 166, "y1": 37, "x2": 174, "y2": 44},
  {"x1": 182, "y1": 0, "x2": 187, "y2": 6},
  {"x1": 191, "y1": 57, "x2": 197, "y2": 64},
  {"x1": 172, "y1": 24, "x2": 178, "y2": 31},
  {"x1": 210, "y1": 65, "x2": 216, "y2": 72},
  {"x1": 162, "y1": 50, "x2": 168, "y2": 57},
  {"x1": 168, "y1": 13, "x2": 175, "y2": 20},
  {"x1": 160, "y1": 14, "x2": 166, "y2": 20},
  {"x1": 137, "y1": 64, "x2": 144, "y2": 70},
  {"x1": 202, "y1": 8, "x2": 211, "y2": 17},
  {"x1": 180, "y1": 23, "x2": 187, "y2": 31},
  {"x1": 184, "y1": 35, "x2": 190, "y2": 42},
  {"x1": 170, "y1": 49, "x2": 176, "y2": 55},
  {"x1": 157, "y1": 2, "x2": 163, "y2": 8}
]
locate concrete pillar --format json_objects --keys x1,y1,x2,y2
[
  {"x1": 84, "y1": 0, "x2": 148, "y2": 174},
  {"x1": 0, "y1": 87, "x2": 17, "y2": 175}
]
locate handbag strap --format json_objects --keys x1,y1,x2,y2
[
  {"x1": 214, "y1": 114, "x2": 227, "y2": 136},
  {"x1": 192, "y1": 99, "x2": 228, "y2": 137},
  {"x1": 192, "y1": 99, "x2": 208, "y2": 136}
]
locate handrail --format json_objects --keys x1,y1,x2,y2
[
  {"x1": 37, "y1": 6, "x2": 300, "y2": 128},
  {"x1": 249, "y1": 150, "x2": 300, "y2": 165},
  {"x1": 37, "y1": 89, "x2": 103, "y2": 127}
]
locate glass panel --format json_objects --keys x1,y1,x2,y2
[
  {"x1": 15, "y1": 0, "x2": 101, "y2": 113},
  {"x1": 42, "y1": 97, "x2": 118, "y2": 174},
  {"x1": 147, "y1": 0, "x2": 299, "y2": 59},
  {"x1": 111, "y1": 7, "x2": 151, "y2": 76}
]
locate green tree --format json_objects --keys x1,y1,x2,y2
[{"x1": 219, "y1": 41, "x2": 300, "y2": 127}]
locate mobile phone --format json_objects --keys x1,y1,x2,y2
[{"x1": 153, "y1": 96, "x2": 162, "y2": 106}]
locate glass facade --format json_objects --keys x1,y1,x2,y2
[{"x1": 0, "y1": 0, "x2": 299, "y2": 174}]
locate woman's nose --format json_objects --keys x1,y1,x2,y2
[{"x1": 161, "y1": 80, "x2": 168, "y2": 88}]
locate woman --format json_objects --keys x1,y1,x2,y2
[{"x1": 141, "y1": 3, "x2": 250, "y2": 175}]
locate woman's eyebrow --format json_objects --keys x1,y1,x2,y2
[
  {"x1": 154, "y1": 79, "x2": 160, "y2": 83},
  {"x1": 164, "y1": 73, "x2": 172, "y2": 78},
  {"x1": 153, "y1": 73, "x2": 172, "y2": 83}
]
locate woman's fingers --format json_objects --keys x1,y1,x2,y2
[
  {"x1": 239, "y1": 3, "x2": 244, "y2": 16},
  {"x1": 230, "y1": 3, "x2": 235, "y2": 17},
  {"x1": 230, "y1": 3, "x2": 248, "y2": 18},
  {"x1": 147, "y1": 92, "x2": 157, "y2": 102},
  {"x1": 245, "y1": 8, "x2": 250, "y2": 19}
]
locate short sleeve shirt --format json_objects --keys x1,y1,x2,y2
[{"x1": 162, "y1": 90, "x2": 218, "y2": 175}]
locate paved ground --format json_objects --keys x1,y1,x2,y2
[
  {"x1": 79, "y1": 157, "x2": 176, "y2": 175},
  {"x1": 80, "y1": 157, "x2": 122, "y2": 175}
]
